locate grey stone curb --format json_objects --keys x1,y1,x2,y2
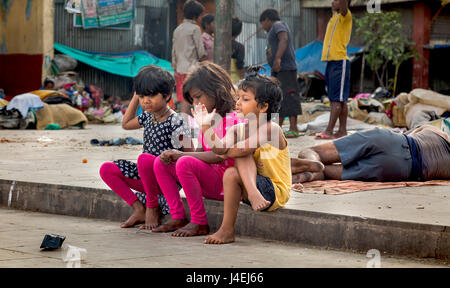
[{"x1": 1, "y1": 179, "x2": 448, "y2": 260}]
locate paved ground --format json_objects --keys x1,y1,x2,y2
[
  {"x1": 0, "y1": 208, "x2": 447, "y2": 268},
  {"x1": 0, "y1": 124, "x2": 449, "y2": 226}
]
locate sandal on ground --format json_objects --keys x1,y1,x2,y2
[
  {"x1": 284, "y1": 130, "x2": 300, "y2": 138},
  {"x1": 315, "y1": 132, "x2": 336, "y2": 140}
]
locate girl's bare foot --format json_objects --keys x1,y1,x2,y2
[
  {"x1": 204, "y1": 228, "x2": 235, "y2": 245},
  {"x1": 152, "y1": 218, "x2": 188, "y2": 233},
  {"x1": 139, "y1": 207, "x2": 161, "y2": 230},
  {"x1": 291, "y1": 158, "x2": 325, "y2": 174},
  {"x1": 120, "y1": 206, "x2": 146, "y2": 228},
  {"x1": 171, "y1": 222, "x2": 209, "y2": 237},
  {"x1": 247, "y1": 191, "x2": 271, "y2": 211}
]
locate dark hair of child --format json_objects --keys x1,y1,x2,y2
[
  {"x1": 259, "y1": 8, "x2": 281, "y2": 23},
  {"x1": 238, "y1": 66, "x2": 282, "y2": 120},
  {"x1": 232, "y1": 17, "x2": 243, "y2": 38},
  {"x1": 43, "y1": 79, "x2": 55, "y2": 87},
  {"x1": 201, "y1": 14, "x2": 215, "y2": 30},
  {"x1": 183, "y1": 62, "x2": 236, "y2": 118},
  {"x1": 183, "y1": 0, "x2": 205, "y2": 20},
  {"x1": 133, "y1": 65, "x2": 175, "y2": 104}
]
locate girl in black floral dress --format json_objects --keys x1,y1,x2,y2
[{"x1": 99, "y1": 66, "x2": 192, "y2": 229}]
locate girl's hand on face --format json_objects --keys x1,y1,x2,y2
[{"x1": 191, "y1": 103, "x2": 216, "y2": 127}]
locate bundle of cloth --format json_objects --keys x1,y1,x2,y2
[{"x1": 35, "y1": 103, "x2": 88, "y2": 130}]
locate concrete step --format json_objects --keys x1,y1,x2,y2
[{"x1": 1, "y1": 179, "x2": 449, "y2": 260}]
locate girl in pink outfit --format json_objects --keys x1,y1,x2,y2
[
  {"x1": 152, "y1": 62, "x2": 240, "y2": 237},
  {"x1": 99, "y1": 66, "x2": 193, "y2": 230}
]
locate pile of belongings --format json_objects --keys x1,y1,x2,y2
[
  {"x1": 0, "y1": 93, "x2": 43, "y2": 129},
  {"x1": 391, "y1": 89, "x2": 450, "y2": 130},
  {"x1": 348, "y1": 92, "x2": 393, "y2": 127},
  {"x1": 0, "y1": 91, "x2": 88, "y2": 130}
]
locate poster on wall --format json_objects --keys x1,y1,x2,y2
[
  {"x1": 79, "y1": 0, "x2": 135, "y2": 29},
  {"x1": 74, "y1": 13, "x2": 132, "y2": 30},
  {"x1": 97, "y1": 0, "x2": 135, "y2": 27},
  {"x1": 80, "y1": 0, "x2": 99, "y2": 29}
]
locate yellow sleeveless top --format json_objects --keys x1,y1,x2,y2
[{"x1": 252, "y1": 133, "x2": 292, "y2": 211}]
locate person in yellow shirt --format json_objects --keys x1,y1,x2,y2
[
  {"x1": 317, "y1": 0, "x2": 352, "y2": 140},
  {"x1": 192, "y1": 66, "x2": 292, "y2": 245}
]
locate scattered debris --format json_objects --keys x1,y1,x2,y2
[{"x1": 40, "y1": 234, "x2": 66, "y2": 251}]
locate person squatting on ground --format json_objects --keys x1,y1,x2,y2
[
  {"x1": 172, "y1": 0, "x2": 207, "y2": 115},
  {"x1": 291, "y1": 126, "x2": 450, "y2": 187},
  {"x1": 152, "y1": 62, "x2": 241, "y2": 237},
  {"x1": 316, "y1": 0, "x2": 352, "y2": 140},
  {"x1": 193, "y1": 67, "x2": 292, "y2": 245},
  {"x1": 99, "y1": 66, "x2": 193, "y2": 230},
  {"x1": 260, "y1": 8, "x2": 302, "y2": 138}
]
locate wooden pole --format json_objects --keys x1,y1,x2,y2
[
  {"x1": 214, "y1": 0, "x2": 232, "y2": 73},
  {"x1": 360, "y1": 52, "x2": 365, "y2": 93}
]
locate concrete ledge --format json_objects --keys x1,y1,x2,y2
[{"x1": 1, "y1": 179, "x2": 448, "y2": 260}]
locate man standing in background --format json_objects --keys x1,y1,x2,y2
[{"x1": 260, "y1": 8, "x2": 302, "y2": 138}]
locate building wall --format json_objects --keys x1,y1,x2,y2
[
  {"x1": 53, "y1": 0, "x2": 175, "y2": 99},
  {"x1": 176, "y1": 0, "x2": 310, "y2": 67},
  {"x1": 0, "y1": 0, "x2": 54, "y2": 97}
]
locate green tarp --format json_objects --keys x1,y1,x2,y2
[{"x1": 54, "y1": 43, "x2": 174, "y2": 78}]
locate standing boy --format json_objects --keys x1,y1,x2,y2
[
  {"x1": 172, "y1": 0, "x2": 207, "y2": 115},
  {"x1": 260, "y1": 8, "x2": 302, "y2": 138},
  {"x1": 317, "y1": 0, "x2": 352, "y2": 140}
]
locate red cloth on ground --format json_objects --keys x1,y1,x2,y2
[{"x1": 295, "y1": 180, "x2": 450, "y2": 195}]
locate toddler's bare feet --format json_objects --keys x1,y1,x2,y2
[
  {"x1": 171, "y1": 223, "x2": 209, "y2": 237},
  {"x1": 247, "y1": 191, "x2": 271, "y2": 211},
  {"x1": 121, "y1": 206, "x2": 146, "y2": 228},
  {"x1": 291, "y1": 158, "x2": 325, "y2": 174},
  {"x1": 139, "y1": 207, "x2": 161, "y2": 230},
  {"x1": 152, "y1": 218, "x2": 188, "y2": 233},
  {"x1": 204, "y1": 228, "x2": 235, "y2": 245}
]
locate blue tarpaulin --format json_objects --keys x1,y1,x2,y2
[
  {"x1": 54, "y1": 43, "x2": 174, "y2": 78},
  {"x1": 261, "y1": 40, "x2": 364, "y2": 76}
]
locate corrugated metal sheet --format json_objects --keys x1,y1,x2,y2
[
  {"x1": 431, "y1": 14, "x2": 450, "y2": 45},
  {"x1": 54, "y1": 0, "x2": 170, "y2": 98},
  {"x1": 234, "y1": 0, "x2": 315, "y2": 66}
]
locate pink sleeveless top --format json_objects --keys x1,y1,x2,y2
[{"x1": 198, "y1": 112, "x2": 242, "y2": 188}]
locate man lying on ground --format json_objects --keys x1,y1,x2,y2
[{"x1": 291, "y1": 125, "x2": 450, "y2": 186}]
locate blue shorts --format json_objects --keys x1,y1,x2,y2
[
  {"x1": 333, "y1": 128, "x2": 413, "y2": 182},
  {"x1": 242, "y1": 175, "x2": 276, "y2": 211},
  {"x1": 325, "y1": 60, "x2": 350, "y2": 102}
]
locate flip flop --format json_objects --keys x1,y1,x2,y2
[
  {"x1": 284, "y1": 130, "x2": 300, "y2": 138},
  {"x1": 315, "y1": 132, "x2": 336, "y2": 140}
]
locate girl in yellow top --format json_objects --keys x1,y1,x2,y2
[{"x1": 192, "y1": 66, "x2": 292, "y2": 244}]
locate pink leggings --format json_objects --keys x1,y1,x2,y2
[
  {"x1": 153, "y1": 156, "x2": 224, "y2": 225},
  {"x1": 99, "y1": 153, "x2": 161, "y2": 208}
]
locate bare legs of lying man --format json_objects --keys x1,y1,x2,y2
[
  {"x1": 291, "y1": 142, "x2": 344, "y2": 187},
  {"x1": 205, "y1": 154, "x2": 270, "y2": 245}
]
